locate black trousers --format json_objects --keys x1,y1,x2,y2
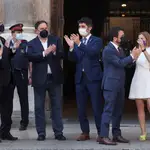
[
  {"x1": 10, "y1": 69, "x2": 29, "y2": 126},
  {"x1": 0, "y1": 84, "x2": 13, "y2": 135}
]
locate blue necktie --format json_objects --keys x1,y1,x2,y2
[
  {"x1": 82, "y1": 37, "x2": 87, "y2": 45},
  {"x1": 81, "y1": 38, "x2": 87, "y2": 71}
]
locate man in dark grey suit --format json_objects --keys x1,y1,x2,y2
[{"x1": 27, "y1": 20, "x2": 66, "y2": 141}]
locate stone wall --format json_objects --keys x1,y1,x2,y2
[
  {"x1": 0, "y1": 0, "x2": 52, "y2": 116},
  {"x1": 0, "y1": 0, "x2": 4, "y2": 22}
]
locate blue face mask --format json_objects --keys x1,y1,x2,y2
[
  {"x1": 0, "y1": 40, "x2": 3, "y2": 48},
  {"x1": 16, "y1": 33, "x2": 23, "y2": 40}
]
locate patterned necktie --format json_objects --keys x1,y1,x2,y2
[{"x1": 82, "y1": 37, "x2": 87, "y2": 45}]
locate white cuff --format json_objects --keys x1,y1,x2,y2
[
  {"x1": 78, "y1": 42, "x2": 81, "y2": 47},
  {"x1": 43, "y1": 51, "x2": 46, "y2": 57},
  {"x1": 0, "y1": 56, "x2": 2, "y2": 59},
  {"x1": 130, "y1": 54, "x2": 135, "y2": 62},
  {"x1": 69, "y1": 48, "x2": 74, "y2": 52},
  {"x1": 130, "y1": 54, "x2": 134, "y2": 59},
  {"x1": 53, "y1": 51, "x2": 56, "y2": 55}
]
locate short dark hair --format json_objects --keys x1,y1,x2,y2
[
  {"x1": 78, "y1": 17, "x2": 93, "y2": 27},
  {"x1": 11, "y1": 30, "x2": 22, "y2": 34},
  {"x1": 34, "y1": 20, "x2": 48, "y2": 29},
  {"x1": 108, "y1": 27, "x2": 124, "y2": 41}
]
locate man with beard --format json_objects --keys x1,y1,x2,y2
[
  {"x1": 27, "y1": 20, "x2": 66, "y2": 141},
  {"x1": 99, "y1": 27, "x2": 141, "y2": 145}
]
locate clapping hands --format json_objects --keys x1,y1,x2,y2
[
  {"x1": 131, "y1": 47, "x2": 142, "y2": 60},
  {"x1": 44, "y1": 44, "x2": 56, "y2": 56},
  {"x1": 64, "y1": 33, "x2": 80, "y2": 48},
  {"x1": 64, "y1": 35, "x2": 74, "y2": 48}
]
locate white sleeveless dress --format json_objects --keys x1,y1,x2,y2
[{"x1": 129, "y1": 47, "x2": 150, "y2": 99}]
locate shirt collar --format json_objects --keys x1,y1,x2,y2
[
  {"x1": 111, "y1": 41, "x2": 119, "y2": 50},
  {"x1": 82, "y1": 33, "x2": 91, "y2": 41},
  {"x1": 40, "y1": 39, "x2": 48, "y2": 44},
  {"x1": 84, "y1": 33, "x2": 91, "y2": 41}
]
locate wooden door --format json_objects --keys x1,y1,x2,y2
[
  {"x1": 50, "y1": 0, "x2": 64, "y2": 97},
  {"x1": 50, "y1": 0, "x2": 64, "y2": 39}
]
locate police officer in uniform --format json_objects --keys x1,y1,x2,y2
[
  {"x1": 0, "y1": 23, "x2": 18, "y2": 142},
  {"x1": 7, "y1": 24, "x2": 29, "y2": 131}
]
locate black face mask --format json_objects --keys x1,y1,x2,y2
[
  {"x1": 40, "y1": 30, "x2": 48, "y2": 38},
  {"x1": 120, "y1": 36, "x2": 128, "y2": 45},
  {"x1": 120, "y1": 36, "x2": 132, "y2": 55}
]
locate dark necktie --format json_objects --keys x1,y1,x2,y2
[{"x1": 118, "y1": 47, "x2": 122, "y2": 53}]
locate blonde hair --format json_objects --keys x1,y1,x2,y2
[{"x1": 138, "y1": 31, "x2": 150, "y2": 47}]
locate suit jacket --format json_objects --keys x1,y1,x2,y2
[
  {"x1": 68, "y1": 35, "x2": 103, "y2": 84},
  {"x1": 9, "y1": 39, "x2": 29, "y2": 70},
  {"x1": 102, "y1": 42, "x2": 133, "y2": 91},
  {"x1": 27, "y1": 35, "x2": 64, "y2": 87},
  {"x1": 0, "y1": 45, "x2": 11, "y2": 86}
]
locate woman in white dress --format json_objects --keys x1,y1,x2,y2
[{"x1": 129, "y1": 31, "x2": 150, "y2": 141}]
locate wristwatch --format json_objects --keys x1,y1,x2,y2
[{"x1": 142, "y1": 49, "x2": 146, "y2": 52}]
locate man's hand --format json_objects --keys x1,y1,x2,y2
[
  {"x1": 51, "y1": 44, "x2": 56, "y2": 53},
  {"x1": 44, "y1": 45, "x2": 56, "y2": 56},
  {"x1": 64, "y1": 35, "x2": 74, "y2": 49},
  {"x1": 28, "y1": 77, "x2": 32, "y2": 85},
  {"x1": 131, "y1": 47, "x2": 141, "y2": 60},
  {"x1": 71, "y1": 34, "x2": 80, "y2": 45},
  {"x1": 0, "y1": 46, "x2": 3, "y2": 57}
]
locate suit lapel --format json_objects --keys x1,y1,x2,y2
[
  {"x1": 86, "y1": 35, "x2": 93, "y2": 45},
  {"x1": 35, "y1": 36, "x2": 45, "y2": 51},
  {"x1": 48, "y1": 35, "x2": 51, "y2": 47},
  {"x1": 109, "y1": 42, "x2": 121, "y2": 56}
]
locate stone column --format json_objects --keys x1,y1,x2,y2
[
  {"x1": 32, "y1": 0, "x2": 51, "y2": 112},
  {"x1": 0, "y1": 0, "x2": 36, "y2": 118},
  {"x1": 0, "y1": 0, "x2": 52, "y2": 120},
  {"x1": 0, "y1": 0, "x2": 4, "y2": 22},
  {"x1": 32, "y1": 0, "x2": 51, "y2": 25}
]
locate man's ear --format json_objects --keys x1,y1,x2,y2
[
  {"x1": 113, "y1": 37, "x2": 117, "y2": 42},
  {"x1": 88, "y1": 26, "x2": 92, "y2": 31},
  {"x1": 35, "y1": 29, "x2": 38, "y2": 34}
]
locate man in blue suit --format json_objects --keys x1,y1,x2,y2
[
  {"x1": 27, "y1": 20, "x2": 66, "y2": 141},
  {"x1": 99, "y1": 27, "x2": 141, "y2": 145},
  {"x1": 64, "y1": 17, "x2": 103, "y2": 141}
]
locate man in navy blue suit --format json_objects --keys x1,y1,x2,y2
[
  {"x1": 64, "y1": 17, "x2": 103, "y2": 141},
  {"x1": 99, "y1": 27, "x2": 141, "y2": 145},
  {"x1": 27, "y1": 20, "x2": 66, "y2": 141}
]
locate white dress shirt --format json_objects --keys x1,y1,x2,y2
[
  {"x1": 111, "y1": 41, "x2": 134, "y2": 60},
  {"x1": 41, "y1": 40, "x2": 52, "y2": 74},
  {"x1": 111, "y1": 41, "x2": 119, "y2": 51}
]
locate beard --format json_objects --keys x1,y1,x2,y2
[{"x1": 116, "y1": 39, "x2": 121, "y2": 46}]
